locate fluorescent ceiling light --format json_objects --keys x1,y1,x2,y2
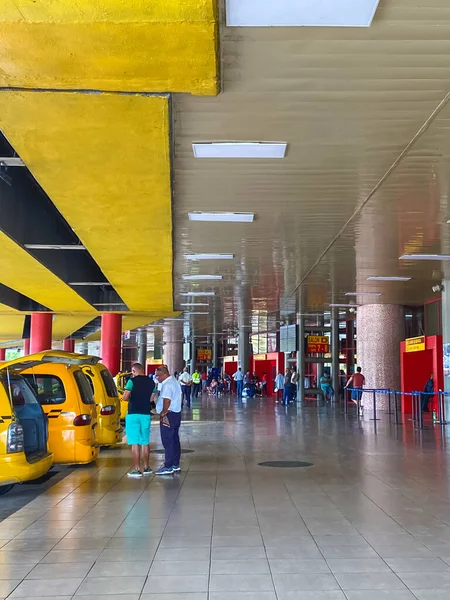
[
  {"x1": 69, "y1": 282, "x2": 110, "y2": 286},
  {"x1": 345, "y1": 292, "x2": 381, "y2": 297},
  {"x1": 180, "y1": 292, "x2": 215, "y2": 297},
  {"x1": 188, "y1": 212, "x2": 254, "y2": 223},
  {"x1": 92, "y1": 303, "x2": 126, "y2": 306},
  {"x1": 0, "y1": 157, "x2": 24, "y2": 167},
  {"x1": 400, "y1": 254, "x2": 450, "y2": 261},
  {"x1": 367, "y1": 276, "x2": 411, "y2": 282},
  {"x1": 192, "y1": 142, "x2": 287, "y2": 159},
  {"x1": 184, "y1": 312, "x2": 209, "y2": 315},
  {"x1": 25, "y1": 244, "x2": 86, "y2": 251},
  {"x1": 182, "y1": 275, "x2": 222, "y2": 281},
  {"x1": 329, "y1": 304, "x2": 359, "y2": 308},
  {"x1": 179, "y1": 303, "x2": 209, "y2": 307},
  {"x1": 185, "y1": 253, "x2": 234, "y2": 260},
  {"x1": 226, "y1": 0, "x2": 380, "y2": 27}
]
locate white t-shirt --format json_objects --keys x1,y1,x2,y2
[
  {"x1": 179, "y1": 371, "x2": 192, "y2": 385},
  {"x1": 156, "y1": 375, "x2": 182, "y2": 413}
]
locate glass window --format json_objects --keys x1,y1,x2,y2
[
  {"x1": 22, "y1": 374, "x2": 66, "y2": 405},
  {"x1": 100, "y1": 369, "x2": 118, "y2": 398},
  {"x1": 1, "y1": 375, "x2": 40, "y2": 407},
  {"x1": 73, "y1": 370, "x2": 95, "y2": 405},
  {"x1": 425, "y1": 300, "x2": 441, "y2": 337}
]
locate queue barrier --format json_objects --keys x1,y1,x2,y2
[{"x1": 346, "y1": 387, "x2": 448, "y2": 430}]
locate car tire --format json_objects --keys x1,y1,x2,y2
[{"x1": 0, "y1": 484, "x2": 14, "y2": 496}]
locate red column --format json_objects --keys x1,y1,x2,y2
[
  {"x1": 63, "y1": 339, "x2": 75, "y2": 352},
  {"x1": 100, "y1": 314, "x2": 122, "y2": 376},
  {"x1": 0, "y1": 349, "x2": 5, "y2": 360},
  {"x1": 30, "y1": 313, "x2": 52, "y2": 354},
  {"x1": 23, "y1": 339, "x2": 30, "y2": 355}
]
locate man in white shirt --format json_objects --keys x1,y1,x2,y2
[
  {"x1": 154, "y1": 365, "x2": 182, "y2": 475},
  {"x1": 178, "y1": 367, "x2": 193, "y2": 408},
  {"x1": 233, "y1": 367, "x2": 244, "y2": 398}
]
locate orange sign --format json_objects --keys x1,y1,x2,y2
[
  {"x1": 253, "y1": 354, "x2": 267, "y2": 361},
  {"x1": 307, "y1": 335, "x2": 329, "y2": 354},
  {"x1": 197, "y1": 348, "x2": 212, "y2": 362}
]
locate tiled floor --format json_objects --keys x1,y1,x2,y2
[{"x1": 2, "y1": 395, "x2": 450, "y2": 599}]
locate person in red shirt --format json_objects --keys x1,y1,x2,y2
[{"x1": 345, "y1": 367, "x2": 365, "y2": 405}]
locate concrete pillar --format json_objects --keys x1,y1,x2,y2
[
  {"x1": 331, "y1": 309, "x2": 340, "y2": 400},
  {"x1": 356, "y1": 304, "x2": 405, "y2": 409},
  {"x1": 30, "y1": 313, "x2": 52, "y2": 354},
  {"x1": 316, "y1": 316, "x2": 324, "y2": 382},
  {"x1": 191, "y1": 328, "x2": 196, "y2": 372},
  {"x1": 100, "y1": 314, "x2": 122, "y2": 376},
  {"x1": 63, "y1": 339, "x2": 75, "y2": 352},
  {"x1": 238, "y1": 329, "x2": 250, "y2": 372},
  {"x1": 346, "y1": 319, "x2": 355, "y2": 375},
  {"x1": 138, "y1": 328, "x2": 147, "y2": 369},
  {"x1": 212, "y1": 314, "x2": 218, "y2": 368},
  {"x1": 296, "y1": 314, "x2": 305, "y2": 403},
  {"x1": 163, "y1": 320, "x2": 183, "y2": 375}
]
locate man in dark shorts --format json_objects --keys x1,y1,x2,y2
[{"x1": 122, "y1": 362, "x2": 155, "y2": 478}]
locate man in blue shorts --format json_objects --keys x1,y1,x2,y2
[{"x1": 122, "y1": 362, "x2": 155, "y2": 478}]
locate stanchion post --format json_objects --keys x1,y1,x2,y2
[
  {"x1": 357, "y1": 391, "x2": 361, "y2": 418},
  {"x1": 418, "y1": 393, "x2": 423, "y2": 430},
  {"x1": 438, "y1": 390, "x2": 447, "y2": 425},
  {"x1": 371, "y1": 390, "x2": 380, "y2": 421},
  {"x1": 393, "y1": 391, "x2": 399, "y2": 425},
  {"x1": 344, "y1": 388, "x2": 348, "y2": 414},
  {"x1": 411, "y1": 390, "x2": 416, "y2": 423}
]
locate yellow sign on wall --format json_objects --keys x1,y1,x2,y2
[
  {"x1": 405, "y1": 336, "x2": 425, "y2": 353},
  {"x1": 254, "y1": 354, "x2": 267, "y2": 361}
]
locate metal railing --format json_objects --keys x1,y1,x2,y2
[{"x1": 346, "y1": 387, "x2": 448, "y2": 430}]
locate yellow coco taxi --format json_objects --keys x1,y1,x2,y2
[
  {"x1": 115, "y1": 371, "x2": 131, "y2": 421},
  {"x1": 6, "y1": 351, "x2": 100, "y2": 465},
  {"x1": 80, "y1": 361, "x2": 122, "y2": 446},
  {"x1": 0, "y1": 367, "x2": 53, "y2": 495}
]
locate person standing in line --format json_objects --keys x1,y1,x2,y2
[
  {"x1": 260, "y1": 372, "x2": 268, "y2": 397},
  {"x1": 122, "y1": 362, "x2": 155, "y2": 478},
  {"x1": 201, "y1": 370, "x2": 207, "y2": 393},
  {"x1": 290, "y1": 367, "x2": 299, "y2": 402},
  {"x1": 345, "y1": 366, "x2": 365, "y2": 411},
  {"x1": 192, "y1": 369, "x2": 201, "y2": 399},
  {"x1": 244, "y1": 371, "x2": 251, "y2": 386},
  {"x1": 154, "y1": 365, "x2": 182, "y2": 476},
  {"x1": 283, "y1": 368, "x2": 292, "y2": 406},
  {"x1": 275, "y1": 371, "x2": 285, "y2": 403},
  {"x1": 420, "y1": 372, "x2": 434, "y2": 413},
  {"x1": 233, "y1": 367, "x2": 244, "y2": 397},
  {"x1": 179, "y1": 367, "x2": 192, "y2": 408}
]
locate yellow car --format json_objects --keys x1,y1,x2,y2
[
  {"x1": 0, "y1": 366, "x2": 53, "y2": 495},
  {"x1": 115, "y1": 371, "x2": 131, "y2": 421},
  {"x1": 8, "y1": 351, "x2": 100, "y2": 465},
  {"x1": 81, "y1": 362, "x2": 122, "y2": 446}
]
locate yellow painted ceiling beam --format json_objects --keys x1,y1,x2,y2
[
  {"x1": 86, "y1": 314, "x2": 179, "y2": 341},
  {"x1": 0, "y1": 230, "x2": 95, "y2": 313},
  {"x1": 52, "y1": 315, "x2": 94, "y2": 341},
  {"x1": 0, "y1": 92, "x2": 173, "y2": 314},
  {"x1": 0, "y1": 0, "x2": 218, "y2": 95}
]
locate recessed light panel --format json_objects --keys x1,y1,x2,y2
[
  {"x1": 25, "y1": 244, "x2": 86, "y2": 251},
  {"x1": 192, "y1": 142, "x2": 287, "y2": 159},
  {"x1": 184, "y1": 253, "x2": 234, "y2": 260},
  {"x1": 367, "y1": 276, "x2": 411, "y2": 282},
  {"x1": 180, "y1": 292, "x2": 215, "y2": 297},
  {"x1": 182, "y1": 275, "x2": 223, "y2": 281},
  {"x1": 345, "y1": 292, "x2": 381, "y2": 297},
  {"x1": 329, "y1": 304, "x2": 359, "y2": 308},
  {"x1": 189, "y1": 212, "x2": 254, "y2": 223},
  {"x1": 400, "y1": 254, "x2": 450, "y2": 261},
  {"x1": 69, "y1": 282, "x2": 110, "y2": 286},
  {"x1": 226, "y1": 0, "x2": 380, "y2": 27},
  {"x1": 179, "y1": 303, "x2": 209, "y2": 307}
]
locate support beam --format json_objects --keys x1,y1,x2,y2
[
  {"x1": 63, "y1": 339, "x2": 75, "y2": 352},
  {"x1": 331, "y1": 308, "x2": 340, "y2": 401},
  {"x1": 138, "y1": 328, "x2": 147, "y2": 369},
  {"x1": 296, "y1": 314, "x2": 305, "y2": 403}
]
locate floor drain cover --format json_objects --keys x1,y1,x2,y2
[
  {"x1": 258, "y1": 461, "x2": 313, "y2": 468},
  {"x1": 151, "y1": 449, "x2": 195, "y2": 454}
]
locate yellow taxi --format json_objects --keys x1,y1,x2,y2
[
  {"x1": 115, "y1": 371, "x2": 131, "y2": 421},
  {"x1": 81, "y1": 362, "x2": 122, "y2": 446},
  {"x1": 7, "y1": 351, "x2": 100, "y2": 465},
  {"x1": 0, "y1": 364, "x2": 53, "y2": 495}
]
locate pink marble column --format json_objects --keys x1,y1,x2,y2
[
  {"x1": 356, "y1": 304, "x2": 405, "y2": 409},
  {"x1": 163, "y1": 320, "x2": 184, "y2": 375}
]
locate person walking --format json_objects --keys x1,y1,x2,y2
[
  {"x1": 290, "y1": 367, "x2": 298, "y2": 402},
  {"x1": 154, "y1": 365, "x2": 182, "y2": 475},
  {"x1": 179, "y1": 367, "x2": 192, "y2": 408},
  {"x1": 275, "y1": 371, "x2": 285, "y2": 403},
  {"x1": 192, "y1": 369, "x2": 201, "y2": 399},
  {"x1": 122, "y1": 362, "x2": 155, "y2": 478},
  {"x1": 421, "y1": 372, "x2": 434, "y2": 413},
  {"x1": 233, "y1": 367, "x2": 244, "y2": 397},
  {"x1": 345, "y1": 366, "x2": 365, "y2": 411},
  {"x1": 201, "y1": 370, "x2": 207, "y2": 393}
]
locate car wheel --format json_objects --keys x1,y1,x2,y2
[{"x1": 0, "y1": 484, "x2": 14, "y2": 496}]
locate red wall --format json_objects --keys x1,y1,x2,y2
[
  {"x1": 251, "y1": 352, "x2": 284, "y2": 395},
  {"x1": 400, "y1": 335, "x2": 443, "y2": 413}
]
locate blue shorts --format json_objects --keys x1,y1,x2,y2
[{"x1": 126, "y1": 413, "x2": 151, "y2": 446}]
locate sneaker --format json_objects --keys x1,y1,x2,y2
[
  {"x1": 155, "y1": 466, "x2": 174, "y2": 476},
  {"x1": 172, "y1": 466, "x2": 181, "y2": 472},
  {"x1": 143, "y1": 467, "x2": 153, "y2": 476},
  {"x1": 127, "y1": 469, "x2": 143, "y2": 478}
]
